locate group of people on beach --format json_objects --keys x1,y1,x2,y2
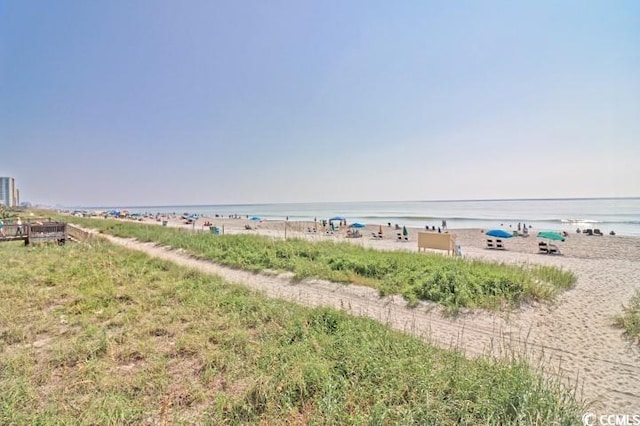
[
  {"x1": 517, "y1": 222, "x2": 529, "y2": 235},
  {"x1": 424, "y1": 224, "x2": 444, "y2": 233}
]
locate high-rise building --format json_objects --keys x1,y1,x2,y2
[{"x1": 0, "y1": 177, "x2": 17, "y2": 207}]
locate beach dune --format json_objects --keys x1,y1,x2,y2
[{"x1": 99, "y1": 214, "x2": 640, "y2": 412}]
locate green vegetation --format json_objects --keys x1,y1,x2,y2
[
  {"x1": 0, "y1": 239, "x2": 582, "y2": 424},
  {"x1": 65, "y1": 217, "x2": 576, "y2": 311},
  {"x1": 615, "y1": 291, "x2": 640, "y2": 344},
  {"x1": 0, "y1": 205, "x2": 19, "y2": 219}
]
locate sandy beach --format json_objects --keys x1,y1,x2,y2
[{"x1": 100, "y1": 214, "x2": 640, "y2": 413}]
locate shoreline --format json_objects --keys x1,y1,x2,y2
[
  {"x1": 136, "y1": 214, "x2": 640, "y2": 262},
  {"x1": 62, "y1": 197, "x2": 640, "y2": 237}
]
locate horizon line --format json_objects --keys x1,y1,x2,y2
[{"x1": 62, "y1": 196, "x2": 640, "y2": 210}]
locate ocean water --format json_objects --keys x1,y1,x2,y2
[{"x1": 80, "y1": 198, "x2": 640, "y2": 236}]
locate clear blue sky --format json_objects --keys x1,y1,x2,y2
[{"x1": 1, "y1": 1, "x2": 638, "y2": 206}]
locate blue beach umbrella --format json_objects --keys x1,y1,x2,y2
[
  {"x1": 329, "y1": 216, "x2": 345, "y2": 221},
  {"x1": 349, "y1": 223, "x2": 366, "y2": 229},
  {"x1": 250, "y1": 216, "x2": 261, "y2": 221},
  {"x1": 485, "y1": 229, "x2": 513, "y2": 238}
]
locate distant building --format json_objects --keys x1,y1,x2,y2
[{"x1": 0, "y1": 177, "x2": 17, "y2": 207}]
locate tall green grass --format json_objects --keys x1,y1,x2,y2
[
  {"x1": 64, "y1": 217, "x2": 576, "y2": 312},
  {"x1": 615, "y1": 291, "x2": 640, "y2": 344},
  {"x1": 0, "y1": 240, "x2": 583, "y2": 424}
]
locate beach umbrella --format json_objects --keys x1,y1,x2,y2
[
  {"x1": 329, "y1": 216, "x2": 345, "y2": 222},
  {"x1": 378, "y1": 225, "x2": 383, "y2": 234},
  {"x1": 349, "y1": 222, "x2": 365, "y2": 229},
  {"x1": 250, "y1": 216, "x2": 261, "y2": 221},
  {"x1": 485, "y1": 229, "x2": 513, "y2": 239},
  {"x1": 402, "y1": 226, "x2": 408, "y2": 236},
  {"x1": 536, "y1": 231, "x2": 565, "y2": 242}
]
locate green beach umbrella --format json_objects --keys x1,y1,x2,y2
[{"x1": 536, "y1": 231, "x2": 565, "y2": 242}]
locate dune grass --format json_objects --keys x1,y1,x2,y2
[
  {"x1": 615, "y1": 291, "x2": 640, "y2": 344},
  {"x1": 0, "y1": 239, "x2": 582, "y2": 424},
  {"x1": 64, "y1": 217, "x2": 576, "y2": 312}
]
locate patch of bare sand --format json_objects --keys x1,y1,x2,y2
[{"x1": 80, "y1": 219, "x2": 640, "y2": 413}]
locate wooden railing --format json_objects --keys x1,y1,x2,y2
[
  {"x1": 27, "y1": 222, "x2": 67, "y2": 244},
  {"x1": 1, "y1": 223, "x2": 25, "y2": 238},
  {"x1": 0, "y1": 219, "x2": 67, "y2": 245}
]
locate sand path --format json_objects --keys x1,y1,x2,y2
[{"x1": 86, "y1": 224, "x2": 639, "y2": 414}]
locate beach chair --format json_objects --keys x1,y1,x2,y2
[
  {"x1": 486, "y1": 239, "x2": 494, "y2": 249},
  {"x1": 538, "y1": 241, "x2": 549, "y2": 254},
  {"x1": 548, "y1": 244, "x2": 561, "y2": 255},
  {"x1": 495, "y1": 239, "x2": 505, "y2": 250}
]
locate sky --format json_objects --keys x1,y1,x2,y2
[{"x1": 1, "y1": 1, "x2": 639, "y2": 207}]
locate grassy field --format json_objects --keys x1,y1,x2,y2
[
  {"x1": 0, "y1": 239, "x2": 583, "y2": 424},
  {"x1": 615, "y1": 291, "x2": 640, "y2": 344},
  {"x1": 63, "y1": 217, "x2": 576, "y2": 312}
]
